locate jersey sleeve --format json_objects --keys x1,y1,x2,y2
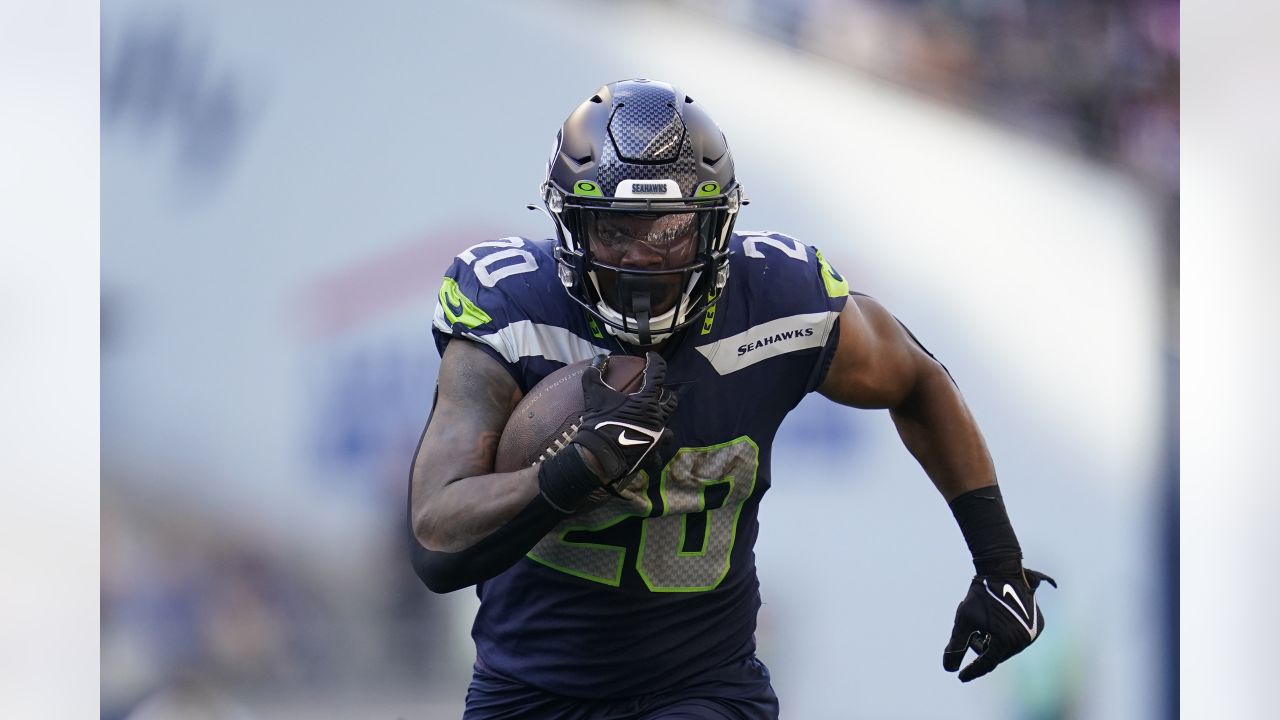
[
  {"x1": 726, "y1": 231, "x2": 851, "y2": 391},
  {"x1": 695, "y1": 232, "x2": 851, "y2": 405},
  {"x1": 801, "y1": 241, "x2": 851, "y2": 393},
  {"x1": 431, "y1": 250, "x2": 525, "y2": 386},
  {"x1": 430, "y1": 238, "x2": 611, "y2": 393}
]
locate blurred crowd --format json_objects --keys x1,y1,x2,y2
[
  {"x1": 683, "y1": 0, "x2": 1179, "y2": 197},
  {"x1": 100, "y1": 474, "x2": 450, "y2": 718}
]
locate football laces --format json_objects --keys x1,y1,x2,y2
[{"x1": 536, "y1": 421, "x2": 582, "y2": 464}]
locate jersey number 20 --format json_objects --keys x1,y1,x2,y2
[{"x1": 527, "y1": 437, "x2": 758, "y2": 592}]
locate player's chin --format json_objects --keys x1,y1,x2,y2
[
  {"x1": 597, "y1": 275, "x2": 683, "y2": 318},
  {"x1": 649, "y1": 282, "x2": 683, "y2": 315}
]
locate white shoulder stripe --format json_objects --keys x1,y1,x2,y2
[
  {"x1": 497, "y1": 320, "x2": 611, "y2": 364},
  {"x1": 434, "y1": 304, "x2": 609, "y2": 365},
  {"x1": 694, "y1": 311, "x2": 839, "y2": 375},
  {"x1": 432, "y1": 303, "x2": 450, "y2": 333}
]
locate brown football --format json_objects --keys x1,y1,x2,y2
[{"x1": 494, "y1": 354, "x2": 647, "y2": 473}]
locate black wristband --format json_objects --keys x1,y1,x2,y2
[
  {"x1": 949, "y1": 485, "x2": 1023, "y2": 576},
  {"x1": 537, "y1": 445, "x2": 603, "y2": 514}
]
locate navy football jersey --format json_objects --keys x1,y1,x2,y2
[{"x1": 431, "y1": 231, "x2": 850, "y2": 698}]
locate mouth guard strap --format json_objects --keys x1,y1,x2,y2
[{"x1": 630, "y1": 291, "x2": 651, "y2": 346}]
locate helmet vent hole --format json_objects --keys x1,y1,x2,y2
[
  {"x1": 590, "y1": 95, "x2": 603, "y2": 103},
  {"x1": 685, "y1": 95, "x2": 694, "y2": 103}
]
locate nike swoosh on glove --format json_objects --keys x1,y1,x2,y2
[
  {"x1": 571, "y1": 352, "x2": 678, "y2": 489},
  {"x1": 943, "y1": 568, "x2": 1057, "y2": 682}
]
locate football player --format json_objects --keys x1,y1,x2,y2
[{"x1": 409, "y1": 79, "x2": 1054, "y2": 719}]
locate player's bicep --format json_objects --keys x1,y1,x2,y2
[
  {"x1": 818, "y1": 295, "x2": 924, "y2": 409},
  {"x1": 413, "y1": 339, "x2": 523, "y2": 498}
]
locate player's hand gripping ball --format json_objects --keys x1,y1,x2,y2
[
  {"x1": 943, "y1": 568, "x2": 1057, "y2": 682},
  {"x1": 494, "y1": 353, "x2": 677, "y2": 509},
  {"x1": 571, "y1": 352, "x2": 678, "y2": 489},
  {"x1": 494, "y1": 354, "x2": 649, "y2": 473}
]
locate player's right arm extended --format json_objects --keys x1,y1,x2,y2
[{"x1": 408, "y1": 339, "x2": 601, "y2": 593}]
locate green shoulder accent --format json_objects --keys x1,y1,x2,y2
[
  {"x1": 815, "y1": 249, "x2": 850, "y2": 298},
  {"x1": 587, "y1": 315, "x2": 604, "y2": 339},
  {"x1": 438, "y1": 277, "x2": 492, "y2": 328},
  {"x1": 700, "y1": 292, "x2": 718, "y2": 335},
  {"x1": 694, "y1": 181, "x2": 720, "y2": 197},
  {"x1": 573, "y1": 180, "x2": 603, "y2": 197}
]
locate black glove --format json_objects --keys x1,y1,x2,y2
[
  {"x1": 571, "y1": 352, "x2": 678, "y2": 489},
  {"x1": 943, "y1": 568, "x2": 1057, "y2": 682}
]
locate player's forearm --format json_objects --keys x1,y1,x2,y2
[
  {"x1": 891, "y1": 357, "x2": 1029, "y2": 579},
  {"x1": 411, "y1": 463, "x2": 542, "y2": 553},
  {"x1": 409, "y1": 447, "x2": 604, "y2": 593},
  {"x1": 409, "y1": 433, "x2": 554, "y2": 594},
  {"x1": 889, "y1": 357, "x2": 997, "y2": 502},
  {"x1": 409, "y1": 481, "x2": 567, "y2": 594}
]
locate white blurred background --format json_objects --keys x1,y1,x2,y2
[{"x1": 94, "y1": 1, "x2": 1179, "y2": 718}]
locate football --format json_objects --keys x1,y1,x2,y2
[{"x1": 494, "y1": 354, "x2": 647, "y2": 473}]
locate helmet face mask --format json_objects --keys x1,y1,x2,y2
[
  {"x1": 541, "y1": 79, "x2": 742, "y2": 346},
  {"x1": 585, "y1": 211, "x2": 700, "y2": 318}
]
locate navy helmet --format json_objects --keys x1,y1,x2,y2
[{"x1": 541, "y1": 79, "x2": 743, "y2": 346}]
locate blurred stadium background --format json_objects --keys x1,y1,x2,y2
[{"x1": 100, "y1": 1, "x2": 1177, "y2": 718}]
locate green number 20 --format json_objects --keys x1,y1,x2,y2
[{"x1": 527, "y1": 437, "x2": 759, "y2": 592}]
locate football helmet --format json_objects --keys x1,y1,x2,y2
[{"x1": 540, "y1": 79, "x2": 743, "y2": 346}]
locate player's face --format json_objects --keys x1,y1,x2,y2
[{"x1": 586, "y1": 212, "x2": 698, "y2": 315}]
